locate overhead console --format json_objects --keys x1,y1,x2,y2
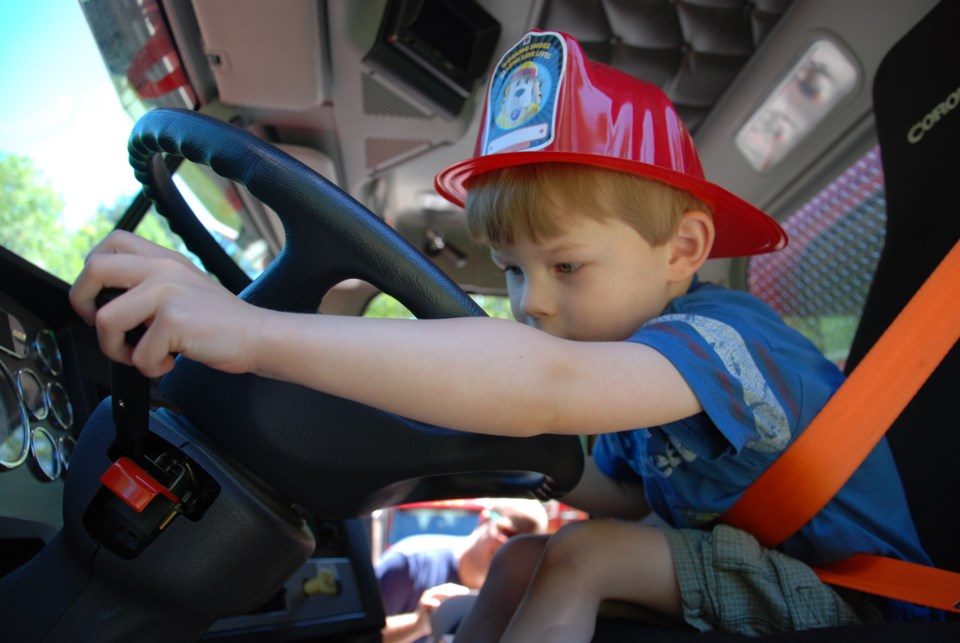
[{"x1": 364, "y1": 0, "x2": 501, "y2": 117}]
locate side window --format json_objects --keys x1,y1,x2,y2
[
  {"x1": 136, "y1": 162, "x2": 274, "y2": 280},
  {"x1": 747, "y1": 145, "x2": 886, "y2": 370}
]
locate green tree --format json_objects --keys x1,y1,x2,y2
[
  {"x1": 43, "y1": 199, "x2": 125, "y2": 282},
  {"x1": 0, "y1": 153, "x2": 124, "y2": 282},
  {"x1": 0, "y1": 152, "x2": 187, "y2": 283},
  {"x1": 365, "y1": 292, "x2": 514, "y2": 320},
  {"x1": 0, "y1": 154, "x2": 66, "y2": 271}
]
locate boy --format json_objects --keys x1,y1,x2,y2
[{"x1": 70, "y1": 31, "x2": 931, "y2": 640}]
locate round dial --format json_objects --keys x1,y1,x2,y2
[
  {"x1": 33, "y1": 329, "x2": 63, "y2": 376},
  {"x1": 30, "y1": 426, "x2": 62, "y2": 481},
  {"x1": 15, "y1": 368, "x2": 48, "y2": 421},
  {"x1": 58, "y1": 434, "x2": 76, "y2": 472},
  {"x1": 46, "y1": 381, "x2": 73, "y2": 431},
  {"x1": 0, "y1": 366, "x2": 30, "y2": 469}
]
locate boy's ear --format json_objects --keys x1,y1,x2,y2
[{"x1": 668, "y1": 210, "x2": 715, "y2": 281}]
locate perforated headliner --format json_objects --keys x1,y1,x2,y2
[{"x1": 535, "y1": 0, "x2": 795, "y2": 132}]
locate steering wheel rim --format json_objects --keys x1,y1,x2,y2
[
  {"x1": 127, "y1": 109, "x2": 583, "y2": 518},
  {"x1": 129, "y1": 109, "x2": 482, "y2": 318}
]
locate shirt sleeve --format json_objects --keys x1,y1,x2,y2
[
  {"x1": 375, "y1": 550, "x2": 413, "y2": 616},
  {"x1": 592, "y1": 433, "x2": 640, "y2": 481},
  {"x1": 629, "y1": 312, "x2": 795, "y2": 454}
]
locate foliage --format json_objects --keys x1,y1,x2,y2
[
  {"x1": 0, "y1": 154, "x2": 67, "y2": 272},
  {"x1": 0, "y1": 152, "x2": 191, "y2": 284},
  {"x1": 0, "y1": 153, "x2": 119, "y2": 282},
  {"x1": 470, "y1": 294, "x2": 513, "y2": 319},
  {"x1": 783, "y1": 314, "x2": 860, "y2": 367},
  {"x1": 364, "y1": 293, "x2": 416, "y2": 319},
  {"x1": 365, "y1": 292, "x2": 514, "y2": 320}
]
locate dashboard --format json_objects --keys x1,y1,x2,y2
[
  {"x1": 1, "y1": 302, "x2": 77, "y2": 483},
  {"x1": 0, "y1": 288, "x2": 85, "y2": 575},
  {"x1": 0, "y1": 252, "x2": 385, "y2": 640}
]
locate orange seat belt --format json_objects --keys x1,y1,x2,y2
[{"x1": 720, "y1": 238, "x2": 960, "y2": 614}]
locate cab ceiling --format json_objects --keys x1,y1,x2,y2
[
  {"x1": 178, "y1": 0, "x2": 940, "y2": 220},
  {"x1": 183, "y1": 0, "x2": 793, "y2": 205},
  {"x1": 178, "y1": 0, "x2": 939, "y2": 292}
]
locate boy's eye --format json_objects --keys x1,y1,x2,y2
[
  {"x1": 500, "y1": 265, "x2": 523, "y2": 277},
  {"x1": 555, "y1": 262, "x2": 581, "y2": 274}
]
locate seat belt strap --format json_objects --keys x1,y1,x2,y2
[
  {"x1": 723, "y1": 238, "x2": 960, "y2": 543},
  {"x1": 813, "y1": 554, "x2": 960, "y2": 613},
  {"x1": 720, "y1": 239, "x2": 960, "y2": 612}
]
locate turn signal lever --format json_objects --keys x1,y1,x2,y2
[{"x1": 86, "y1": 288, "x2": 217, "y2": 559}]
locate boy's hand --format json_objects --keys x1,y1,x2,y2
[{"x1": 69, "y1": 230, "x2": 262, "y2": 378}]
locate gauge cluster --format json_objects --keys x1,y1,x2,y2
[{"x1": 1, "y1": 306, "x2": 76, "y2": 483}]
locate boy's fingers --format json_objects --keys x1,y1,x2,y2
[
  {"x1": 71, "y1": 250, "x2": 199, "y2": 324},
  {"x1": 88, "y1": 230, "x2": 187, "y2": 263},
  {"x1": 69, "y1": 253, "x2": 156, "y2": 324},
  {"x1": 70, "y1": 253, "x2": 174, "y2": 365},
  {"x1": 130, "y1": 330, "x2": 178, "y2": 378},
  {"x1": 92, "y1": 284, "x2": 160, "y2": 363}
]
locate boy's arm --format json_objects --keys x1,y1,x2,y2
[
  {"x1": 560, "y1": 456, "x2": 651, "y2": 520},
  {"x1": 71, "y1": 231, "x2": 702, "y2": 439}
]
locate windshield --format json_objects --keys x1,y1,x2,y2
[
  {"x1": 0, "y1": 2, "x2": 142, "y2": 282},
  {"x1": 0, "y1": 1, "x2": 270, "y2": 285}
]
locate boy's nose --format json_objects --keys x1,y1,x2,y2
[{"x1": 519, "y1": 280, "x2": 554, "y2": 320}]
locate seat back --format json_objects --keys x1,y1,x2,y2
[{"x1": 844, "y1": 0, "x2": 959, "y2": 575}]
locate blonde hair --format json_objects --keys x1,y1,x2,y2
[{"x1": 464, "y1": 163, "x2": 710, "y2": 248}]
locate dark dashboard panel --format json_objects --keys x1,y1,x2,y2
[
  {"x1": 0, "y1": 248, "x2": 385, "y2": 640},
  {"x1": 0, "y1": 287, "x2": 83, "y2": 572},
  {"x1": 0, "y1": 244, "x2": 112, "y2": 581}
]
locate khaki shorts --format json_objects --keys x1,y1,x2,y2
[{"x1": 664, "y1": 524, "x2": 882, "y2": 635}]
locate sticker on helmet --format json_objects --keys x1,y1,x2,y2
[{"x1": 482, "y1": 31, "x2": 566, "y2": 156}]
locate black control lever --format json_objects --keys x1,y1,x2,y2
[
  {"x1": 87, "y1": 288, "x2": 217, "y2": 560},
  {"x1": 95, "y1": 288, "x2": 150, "y2": 465}
]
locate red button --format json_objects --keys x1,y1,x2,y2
[{"x1": 100, "y1": 457, "x2": 179, "y2": 512}]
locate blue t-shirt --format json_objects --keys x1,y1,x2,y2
[
  {"x1": 375, "y1": 534, "x2": 463, "y2": 616},
  {"x1": 593, "y1": 280, "x2": 933, "y2": 621}
]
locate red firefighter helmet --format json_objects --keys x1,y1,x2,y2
[{"x1": 435, "y1": 30, "x2": 787, "y2": 257}]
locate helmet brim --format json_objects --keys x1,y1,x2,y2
[{"x1": 434, "y1": 151, "x2": 788, "y2": 258}]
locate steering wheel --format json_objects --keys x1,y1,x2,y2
[
  {"x1": 0, "y1": 108, "x2": 583, "y2": 641},
  {"x1": 0, "y1": 109, "x2": 583, "y2": 641},
  {"x1": 127, "y1": 108, "x2": 584, "y2": 518}
]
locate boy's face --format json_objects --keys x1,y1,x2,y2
[{"x1": 490, "y1": 214, "x2": 681, "y2": 341}]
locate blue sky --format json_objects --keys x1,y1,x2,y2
[{"x1": 0, "y1": 1, "x2": 140, "y2": 227}]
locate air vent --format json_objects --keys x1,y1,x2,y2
[
  {"x1": 364, "y1": 138, "x2": 431, "y2": 171},
  {"x1": 362, "y1": 73, "x2": 432, "y2": 118}
]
